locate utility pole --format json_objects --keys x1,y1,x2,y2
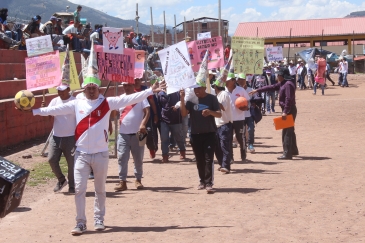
[
  {"x1": 150, "y1": 7, "x2": 154, "y2": 44},
  {"x1": 218, "y1": 0, "x2": 221, "y2": 37},
  {"x1": 174, "y1": 14, "x2": 177, "y2": 44},
  {"x1": 135, "y1": 3, "x2": 140, "y2": 35},
  {"x1": 184, "y1": 16, "x2": 187, "y2": 39},
  {"x1": 163, "y1": 11, "x2": 167, "y2": 47},
  {"x1": 288, "y1": 28, "x2": 292, "y2": 61},
  {"x1": 193, "y1": 18, "x2": 195, "y2": 41}
]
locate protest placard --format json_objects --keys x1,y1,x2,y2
[
  {"x1": 158, "y1": 41, "x2": 195, "y2": 94},
  {"x1": 48, "y1": 51, "x2": 80, "y2": 93},
  {"x1": 266, "y1": 46, "x2": 283, "y2": 62},
  {"x1": 187, "y1": 36, "x2": 224, "y2": 72},
  {"x1": 25, "y1": 35, "x2": 54, "y2": 57},
  {"x1": 102, "y1": 27, "x2": 124, "y2": 54},
  {"x1": 134, "y1": 50, "x2": 145, "y2": 79},
  {"x1": 95, "y1": 45, "x2": 135, "y2": 83},
  {"x1": 197, "y1": 32, "x2": 211, "y2": 40},
  {"x1": 231, "y1": 37, "x2": 265, "y2": 74},
  {"x1": 26, "y1": 51, "x2": 61, "y2": 91}
]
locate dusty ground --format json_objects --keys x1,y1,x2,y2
[{"x1": 1, "y1": 74, "x2": 365, "y2": 243}]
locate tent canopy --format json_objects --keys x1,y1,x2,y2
[{"x1": 296, "y1": 48, "x2": 334, "y2": 63}]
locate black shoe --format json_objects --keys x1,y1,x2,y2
[
  {"x1": 53, "y1": 179, "x2": 68, "y2": 192},
  {"x1": 68, "y1": 187, "x2": 75, "y2": 194},
  {"x1": 292, "y1": 151, "x2": 299, "y2": 156},
  {"x1": 346, "y1": 85, "x2": 349, "y2": 87},
  {"x1": 277, "y1": 155, "x2": 292, "y2": 160}
]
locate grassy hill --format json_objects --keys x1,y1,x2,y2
[{"x1": 2, "y1": 0, "x2": 153, "y2": 34}]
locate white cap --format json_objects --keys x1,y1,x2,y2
[{"x1": 56, "y1": 84, "x2": 70, "y2": 91}]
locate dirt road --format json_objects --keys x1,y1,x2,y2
[{"x1": 1, "y1": 75, "x2": 365, "y2": 242}]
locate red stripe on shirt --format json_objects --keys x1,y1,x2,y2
[
  {"x1": 119, "y1": 104, "x2": 136, "y2": 124},
  {"x1": 75, "y1": 98, "x2": 110, "y2": 142}
]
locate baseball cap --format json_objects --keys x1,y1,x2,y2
[
  {"x1": 50, "y1": 16, "x2": 57, "y2": 21},
  {"x1": 56, "y1": 84, "x2": 70, "y2": 91}
]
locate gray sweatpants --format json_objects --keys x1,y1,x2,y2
[
  {"x1": 74, "y1": 150, "x2": 109, "y2": 224},
  {"x1": 48, "y1": 135, "x2": 75, "y2": 188},
  {"x1": 117, "y1": 133, "x2": 144, "y2": 181}
]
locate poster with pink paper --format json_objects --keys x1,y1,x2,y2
[
  {"x1": 187, "y1": 36, "x2": 224, "y2": 72},
  {"x1": 102, "y1": 27, "x2": 124, "y2": 54},
  {"x1": 134, "y1": 50, "x2": 145, "y2": 79},
  {"x1": 95, "y1": 45, "x2": 135, "y2": 84},
  {"x1": 26, "y1": 51, "x2": 61, "y2": 91}
]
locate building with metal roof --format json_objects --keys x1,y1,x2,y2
[{"x1": 234, "y1": 17, "x2": 365, "y2": 55}]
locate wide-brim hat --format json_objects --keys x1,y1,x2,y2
[{"x1": 275, "y1": 67, "x2": 292, "y2": 80}]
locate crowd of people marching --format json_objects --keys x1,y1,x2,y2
[{"x1": 6, "y1": 4, "x2": 349, "y2": 235}]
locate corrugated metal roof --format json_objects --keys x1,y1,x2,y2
[{"x1": 234, "y1": 17, "x2": 365, "y2": 38}]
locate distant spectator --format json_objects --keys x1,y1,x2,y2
[
  {"x1": 224, "y1": 44, "x2": 230, "y2": 61},
  {"x1": 62, "y1": 21, "x2": 84, "y2": 51},
  {"x1": 55, "y1": 18, "x2": 63, "y2": 35},
  {"x1": 0, "y1": 8, "x2": 22, "y2": 42},
  {"x1": 42, "y1": 16, "x2": 57, "y2": 35},
  {"x1": 136, "y1": 33, "x2": 142, "y2": 46},
  {"x1": 90, "y1": 27, "x2": 102, "y2": 45},
  {"x1": 74, "y1": 5, "x2": 82, "y2": 23},
  {"x1": 24, "y1": 15, "x2": 44, "y2": 38}
]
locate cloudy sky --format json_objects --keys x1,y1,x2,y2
[{"x1": 69, "y1": 0, "x2": 365, "y2": 34}]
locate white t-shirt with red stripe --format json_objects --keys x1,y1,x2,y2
[{"x1": 119, "y1": 99, "x2": 150, "y2": 134}]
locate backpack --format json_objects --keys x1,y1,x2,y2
[{"x1": 250, "y1": 105, "x2": 262, "y2": 124}]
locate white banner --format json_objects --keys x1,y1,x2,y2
[
  {"x1": 25, "y1": 35, "x2": 53, "y2": 57},
  {"x1": 197, "y1": 32, "x2": 211, "y2": 40},
  {"x1": 158, "y1": 41, "x2": 195, "y2": 94},
  {"x1": 266, "y1": 46, "x2": 283, "y2": 62},
  {"x1": 102, "y1": 27, "x2": 124, "y2": 54}
]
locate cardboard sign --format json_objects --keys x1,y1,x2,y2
[
  {"x1": 187, "y1": 36, "x2": 224, "y2": 72},
  {"x1": 26, "y1": 51, "x2": 61, "y2": 91},
  {"x1": 158, "y1": 41, "x2": 195, "y2": 94},
  {"x1": 48, "y1": 51, "x2": 81, "y2": 93},
  {"x1": 232, "y1": 37, "x2": 265, "y2": 74},
  {"x1": 134, "y1": 50, "x2": 145, "y2": 79},
  {"x1": 102, "y1": 27, "x2": 124, "y2": 54},
  {"x1": 25, "y1": 35, "x2": 53, "y2": 57},
  {"x1": 197, "y1": 32, "x2": 211, "y2": 40},
  {"x1": 95, "y1": 45, "x2": 135, "y2": 83},
  {"x1": 266, "y1": 46, "x2": 283, "y2": 62}
]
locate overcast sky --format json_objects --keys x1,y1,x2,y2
[{"x1": 69, "y1": 0, "x2": 365, "y2": 34}]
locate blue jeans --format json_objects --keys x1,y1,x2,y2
[
  {"x1": 72, "y1": 37, "x2": 82, "y2": 51},
  {"x1": 244, "y1": 116, "x2": 255, "y2": 145},
  {"x1": 5, "y1": 29, "x2": 22, "y2": 41},
  {"x1": 215, "y1": 123, "x2": 233, "y2": 170},
  {"x1": 341, "y1": 72, "x2": 348, "y2": 86},
  {"x1": 313, "y1": 82, "x2": 324, "y2": 95},
  {"x1": 160, "y1": 122, "x2": 186, "y2": 155},
  {"x1": 266, "y1": 91, "x2": 276, "y2": 112},
  {"x1": 117, "y1": 134, "x2": 144, "y2": 181}
]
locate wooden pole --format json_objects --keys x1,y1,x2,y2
[
  {"x1": 353, "y1": 30, "x2": 355, "y2": 74},
  {"x1": 193, "y1": 18, "x2": 195, "y2": 41},
  {"x1": 218, "y1": 0, "x2": 221, "y2": 36},
  {"x1": 163, "y1": 11, "x2": 166, "y2": 47},
  {"x1": 174, "y1": 14, "x2": 177, "y2": 44},
  {"x1": 287, "y1": 28, "x2": 292, "y2": 61},
  {"x1": 184, "y1": 16, "x2": 187, "y2": 39},
  {"x1": 150, "y1": 7, "x2": 154, "y2": 44},
  {"x1": 321, "y1": 29, "x2": 324, "y2": 52}
]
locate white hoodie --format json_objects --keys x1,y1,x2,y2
[{"x1": 33, "y1": 88, "x2": 153, "y2": 154}]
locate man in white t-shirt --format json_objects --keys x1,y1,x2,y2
[
  {"x1": 212, "y1": 78, "x2": 233, "y2": 173},
  {"x1": 62, "y1": 22, "x2": 84, "y2": 51},
  {"x1": 47, "y1": 84, "x2": 76, "y2": 193},
  {"x1": 114, "y1": 82, "x2": 150, "y2": 191},
  {"x1": 225, "y1": 73, "x2": 250, "y2": 161},
  {"x1": 340, "y1": 57, "x2": 349, "y2": 87}
]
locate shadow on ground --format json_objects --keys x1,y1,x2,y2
[
  {"x1": 82, "y1": 225, "x2": 233, "y2": 234},
  {"x1": 232, "y1": 169, "x2": 281, "y2": 174},
  {"x1": 214, "y1": 188, "x2": 271, "y2": 194}
]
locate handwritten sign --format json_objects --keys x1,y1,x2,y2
[
  {"x1": 48, "y1": 51, "x2": 81, "y2": 93},
  {"x1": 95, "y1": 45, "x2": 135, "y2": 83},
  {"x1": 102, "y1": 27, "x2": 124, "y2": 54},
  {"x1": 26, "y1": 51, "x2": 62, "y2": 91},
  {"x1": 232, "y1": 36, "x2": 265, "y2": 74},
  {"x1": 134, "y1": 50, "x2": 145, "y2": 79},
  {"x1": 187, "y1": 36, "x2": 224, "y2": 72},
  {"x1": 197, "y1": 32, "x2": 211, "y2": 40},
  {"x1": 25, "y1": 35, "x2": 53, "y2": 57},
  {"x1": 266, "y1": 46, "x2": 283, "y2": 62},
  {"x1": 158, "y1": 41, "x2": 195, "y2": 94}
]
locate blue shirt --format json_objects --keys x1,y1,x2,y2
[{"x1": 0, "y1": 17, "x2": 7, "y2": 25}]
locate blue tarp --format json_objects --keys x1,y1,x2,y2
[{"x1": 296, "y1": 48, "x2": 333, "y2": 63}]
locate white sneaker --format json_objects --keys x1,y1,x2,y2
[
  {"x1": 94, "y1": 220, "x2": 105, "y2": 231},
  {"x1": 71, "y1": 223, "x2": 87, "y2": 235}
]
